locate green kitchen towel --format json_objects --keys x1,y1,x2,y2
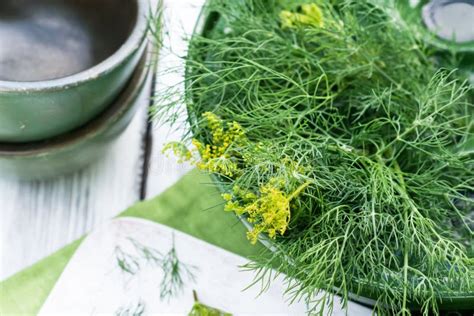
[{"x1": 0, "y1": 169, "x2": 264, "y2": 315}]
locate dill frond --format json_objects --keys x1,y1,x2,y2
[
  {"x1": 159, "y1": 237, "x2": 197, "y2": 300},
  {"x1": 115, "y1": 300, "x2": 146, "y2": 316}
]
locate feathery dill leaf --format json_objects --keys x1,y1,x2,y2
[{"x1": 115, "y1": 237, "x2": 197, "y2": 301}]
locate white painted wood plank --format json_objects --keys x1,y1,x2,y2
[
  {"x1": 0, "y1": 76, "x2": 151, "y2": 280},
  {"x1": 146, "y1": 0, "x2": 204, "y2": 198}
]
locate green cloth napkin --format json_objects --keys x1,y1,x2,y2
[{"x1": 0, "y1": 169, "x2": 263, "y2": 315}]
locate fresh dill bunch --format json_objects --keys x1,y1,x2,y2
[{"x1": 154, "y1": 0, "x2": 473, "y2": 314}]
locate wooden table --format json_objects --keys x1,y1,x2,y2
[{"x1": 0, "y1": 0, "x2": 201, "y2": 280}]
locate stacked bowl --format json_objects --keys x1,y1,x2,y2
[
  {"x1": 397, "y1": 0, "x2": 474, "y2": 82},
  {"x1": 0, "y1": 0, "x2": 151, "y2": 179}
]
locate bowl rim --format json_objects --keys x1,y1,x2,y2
[
  {"x1": 0, "y1": 46, "x2": 151, "y2": 156},
  {"x1": 0, "y1": 0, "x2": 150, "y2": 92}
]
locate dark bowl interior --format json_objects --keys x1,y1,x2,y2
[{"x1": 0, "y1": 0, "x2": 138, "y2": 82}]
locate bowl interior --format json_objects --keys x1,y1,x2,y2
[{"x1": 0, "y1": 0, "x2": 138, "y2": 82}]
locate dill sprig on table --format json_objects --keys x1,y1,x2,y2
[
  {"x1": 154, "y1": 0, "x2": 473, "y2": 314},
  {"x1": 159, "y1": 237, "x2": 197, "y2": 300},
  {"x1": 115, "y1": 236, "x2": 196, "y2": 301},
  {"x1": 115, "y1": 300, "x2": 146, "y2": 316}
]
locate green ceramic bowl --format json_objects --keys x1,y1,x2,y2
[
  {"x1": 0, "y1": 0, "x2": 149, "y2": 143},
  {"x1": 0, "y1": 48, "x2": 150, "y2": 180},
  {"x1": 187, "y1": 3, "x2": 474, "y2": 312}
]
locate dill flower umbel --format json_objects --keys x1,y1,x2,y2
[
  {"x1": 280, "y1": 3, "x2": 324, "y2": 29},
  {"x1": 193, "y1": 112, "x2": 246, "y2": 177},
  {"x1": 224, "y1": 179, "x2": 310, "y2": 244},
  {"x1": 163, "y1": 112, "x2": 311, "y2": 244},
  {"x1": 163, "y1": 112, "x2": 246, "y2": 177},
  {"x1": 161, "y1": 142, "x2": 193, "y2": 163}
]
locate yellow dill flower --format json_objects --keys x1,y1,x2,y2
[
  {"x1": 280, "y1": 3, "x2": 324, "y2": 29},
  {"x1": 244, "y1": 192, "x2": 257, "y2": 200},
  {"x1": 222, "y1": 193, "x2": 233, "y2": 201},
  {"x1": 203, "y1": 112, "x2": 222, "y2": 131},
  {"x1": 280, "y1": 10, "x2": 295, "y2": 29},
  {"x1": 162, "y1": 141, "x2": 193, "y2": 163},
  {"x1": 224, "y1": 178, "x2": 311, "y2": 244},
  {"x1": 191, "y1": 112, "x2": 247, "y2": 177},
  {"x1": 164, "y1": 113, "x2": 247, "y2": 177},
  {"x1": 191, "y1": 139, "x2": 204, "y2": 152},
  {"x1": 200, "y1": 156, "x2": 239, "y2": 177},
  {"x1": 300, "y1": 3, "x2": 324, "y2": 27},
  {"x1": 224, "y1": 200, "x2": 245, "y2": 215}
]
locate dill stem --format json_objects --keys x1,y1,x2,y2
[
  {"x1": 288, "y1": 181, "x2": 311, "y2": 201},
  {"x1": 377, "y1": 125, "x2": 415, "y2": 157},
  {"x1": 393, "y1": 160, "x2": 410, "y2": 316}
]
